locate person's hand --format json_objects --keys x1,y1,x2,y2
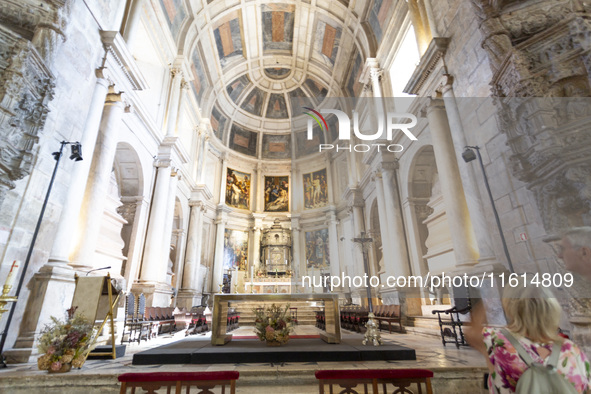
[{"x1": 464, "y1": 300, "x2": 487, "y2": 356}]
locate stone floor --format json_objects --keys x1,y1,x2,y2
[{"x1": 0, "y1": 326, "x2": 489, "y2": 393}]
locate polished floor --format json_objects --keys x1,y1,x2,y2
[{"x1": 0, "y1": 326, "x2": 488, "y2": 393}]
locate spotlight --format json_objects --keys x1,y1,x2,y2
[
  {"x1": 69, "y1": 142, "x2": 83, "y2": 161},
  {"x1": 462, "y1": 147, "x2": 476, "y2": 163}
]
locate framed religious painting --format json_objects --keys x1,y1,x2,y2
[
  {"x1": 225, "y1": 168, "x2": 251, "y2": 210},
  {"x1": 264, "y1": 176, "x2": 289, "y2": 212},
  {"x1": 303, "y1": 168, "x2": 328, "y2": 209}
]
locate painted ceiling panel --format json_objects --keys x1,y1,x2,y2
[
  {"x1": 227, "y1": 75, "x2": 251, "y2": 104},
  {"x1": 229, "y1": 124, "x2": 258, "y2": 157},
  {"x1": 241, "y1": 88, "x2": 267, "y2": 117},
  {"x1": 346, "y1": 50, "x2": 363, "y2": 98},
  {"x1": 190, "y1": 48, "x2": 209, "y2": 108},
  {"x1": 214, "y1": 17, "x2": 244, "y2": 67},
  {"x1": 369, "y1": 0, "x2": 394, "y2": 46},
  {"x1": 262, "y1": 4, "x2": 295, "y2": 52},
  {"x1": 211, "y1": 105, "x2": 228, "y2": 141},
  {"x1": 159, "y1": 0, "x2": 187, "y2": 40},
  {"x1": 264, "y1": 68, "x2": 291, "y2": 79},
  {"x1": 266, "y1": 93, "x2": 288, "y2": 119},
  {"x1": 262, "y1": 134, "x2": 291, "y2": 160},
  {"x1": 313, "y1": 20, "x2": 342, "y2": 67}
]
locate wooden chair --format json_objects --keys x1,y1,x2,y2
[
  {"x1": 315, "y1": 369, "x2": 433, "y2": 394},
  {"x1": 431, "y1": 285, "x2": 472, "y2": 348},
  {"x1": 118, "y1": 371, "x2": 239, "y2": 394}
]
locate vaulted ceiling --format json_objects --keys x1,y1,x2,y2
[{"x1": 155, "y1": 0, "x2": 399, "y2": 159}]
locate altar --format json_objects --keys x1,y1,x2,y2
[
  {"x1": 247, "y1": 277, "x2": 293, "y2": 293},
  {"x1": 211, "y1": 293, "x2": 340, "y2": 345}
]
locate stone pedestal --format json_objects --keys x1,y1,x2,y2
[
  {"x1": 4, "y1": 265, "x2": 75, "y2": 363},
  {"x1": 131, "y1": 282, "x2": 173, "y2": 308}
]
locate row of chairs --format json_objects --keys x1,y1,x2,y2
[
  {"x1": 178, "y1": 306, "x2": 210, "y2": 336},
  {"x1": 121, "y1": 294, "x2": 177, "y2": 345},
  {"x1": 316, "y1": 310, "x2": 326, "y2": 330},
  {"x1": 373, "y1": 304, "x2": 403, "y2": 333},
  {"x1": 340, "y1": 306, "x2": 369, "y2": 333},
  {"x1": 118, "y1": 369, "x2": 434, "y2": 393},
  {"x1": 227, "y1": 308, "x2": 239, "y2": 331}
]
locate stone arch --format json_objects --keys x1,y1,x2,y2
[
  {"x1": 407, "y1": 145, "x2": 452, "y2": 306},
  {"x1": 113, "y1": 142, "x2": 144, "y2": 281}
]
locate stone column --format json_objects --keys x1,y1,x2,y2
[
  {"x1": 373, "y1": 170, "x2": 396, "y2": 278},
  {"x1": 426, "y1": 98, "x2": 479, "y2": 267},
  {"x1": 71, "y1": 86, "x2": 125, "y2": 270},
  {"x1": 380, "y1": 160, "x2": 411, "y2": 277},
  {"x1": 212, "y1": 209, "x2": 229, "y2": 293},
  {"x1": 367, "y1": 59, "x2": 383, "y2": 98},
  {"x1": 178, "y1": 200, "x2": 205, "y2": 308},
  {"x1": 165, "y1": 68, "x2": 183, "y2": 137},
  {"x1": 291, "y1": 215, "x2": 302, "y2": 283},
  {"x1": 255, "y1": 163, "x2": 264, "y2": 212},
  {"x1": 161, "y1": 169, "x2": 180, "y2": 285},
  {"x1": 440, "y1": 79, "x2": 495, "y2": 262},
  {"x1": 251, "y1": 214, "x2": 264, "y2": 273},
  {"x1": 326, "y1": 210, "x2": 341, "y2": 281},
  {"x1": 351, "y1": 190, "x2": 366, "y2": 279},
  {"x1": 120, "y1": 0, "x2": 145, "y2": 52},
  {"x1": 196, "y1": 123, "x2": 209, "y2": 184},
  {"x1": 139, "y1": 158, "x2": 172, "y2": 283},
  {"x1": 48, "y1": 68, "x2": 110, "y2": 266}
]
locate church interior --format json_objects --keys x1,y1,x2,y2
[{"x1": 0, "y1": 0, "x2": 590, "y2": 392}]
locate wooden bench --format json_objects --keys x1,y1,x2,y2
[
  {"x1": 315, "y1": 369, "x2": 433, "y2": 394},
  {"x1": 374, "y1": 305, "x2": 403, "y2": 333},
  {"x1": 118, "y1": 371, "x2": 239, "y2": 394}
]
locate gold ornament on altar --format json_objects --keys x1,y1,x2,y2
[
  {"x1": 253, "y1": 303, "x2": 293, "y2": 346},
  {"x1": 37, "y1": 307, "x2": 97, "y2": 372}
]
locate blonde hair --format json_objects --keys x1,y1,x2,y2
[
  {"x1": 563, "y1": 226, "x2": 591, "y2": 249},
  {"x1": 501, "y1": 284, "x2": 562, "y2": 343}
]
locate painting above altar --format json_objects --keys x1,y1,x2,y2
[
  {"x1": 264, "y1": 176, "x2": 289, "y2": 212},
  {"x1": 223, "y1": 228, "x2": 248, "y2": 270}
]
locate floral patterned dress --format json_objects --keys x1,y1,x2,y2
[{"x1": 483, "y1": 327, "x2": 590, "y2": 393}]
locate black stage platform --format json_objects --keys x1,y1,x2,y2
[{"x1": 132, "y1": 336, "x2": 416, "y2": 365}]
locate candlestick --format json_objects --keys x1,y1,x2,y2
[{"x1": 4, "y1": 261, "x2": 20, "y2": 288}]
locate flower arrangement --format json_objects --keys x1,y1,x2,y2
[
  {"x1": 253, "y1": 303, "x2": 292, "y2": 346},
  {"x1": 37, "y1": 307, "x2": 97, "y2": 372}
]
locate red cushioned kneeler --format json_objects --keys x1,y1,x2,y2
[{"x1": 118, "y1": 371, "x2": 239, "y2": 394}]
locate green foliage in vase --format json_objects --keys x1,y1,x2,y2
[{"x1": 252, "y1": 303, "x2": 293, "y2": 344}]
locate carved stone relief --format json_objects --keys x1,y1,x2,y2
[{"x1": 0, "y1": 28, "x2": 55, "y2": 207}]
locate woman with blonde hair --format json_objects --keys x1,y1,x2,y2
[{"x1": 466, "y1": 284, "x2": 590, "y2": 393}]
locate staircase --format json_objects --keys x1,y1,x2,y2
[{"x1": 229, "y1": 301, "x2": 322, "y2": 326}]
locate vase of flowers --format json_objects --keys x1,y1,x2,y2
[
  {"x1": 253, "y1": 303, "x2": 292, "y2": 346},
  {"x1": 37, "y1": 307, "x2": 97, "y2": 373}
]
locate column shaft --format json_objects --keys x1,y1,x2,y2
[
  {"x1": 441, "y1": 84, "x2": 494, "y2": 260},
  {"x1": 165, "y1": 69, "x2": 182, "y2": 137},
  {"x1": 212, "y1": 214, "x2": 227, "y2": 293},
  {"x1": 71, "y1": 88, "x2": 125, "y2": 269},
  {"x1": 140, "y1": 162, "x2": 172, "y2": 282},
  {"x1": 381, "y1": 163, "x2": 411, "y2": 277},
  {"x1": 50, "y1": 71, "x2": 110, "y2": 264},
  {"x1": 426, "y1": 98, "x2": 479, "y2": 267},
  {"x1": 327, "y1": 213, "x2": 341, "y2": 278},
  {"x1": 182, "y1": 203, "x2": 202, "y2": 290},
  {"x1": 252, "y1": 228, "x2": 262, "y2": 273},
  {"x1": 373, "y1": 171, "x2": 396, "y2": 277},
  {"x1": 160, "y1": 171, "x2": 180, "y2": 281}
]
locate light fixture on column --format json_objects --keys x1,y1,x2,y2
[
  {"x1": 462, "y1": 146, "x2": 515, "y2": 273},
  {"x1": 353, "y1": 232, "x2": 382, "y2": 346},
  {"x1": 0, "y1": 141, "x2": 83, "y2": 367}
]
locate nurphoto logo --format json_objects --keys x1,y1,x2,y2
[{"x1": 304, "y1": 107, "x2": 418, "y2": 153}]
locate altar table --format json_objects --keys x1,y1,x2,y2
[{"x1": 211, "y1": 293, "x2": 341, "y2": 345}]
